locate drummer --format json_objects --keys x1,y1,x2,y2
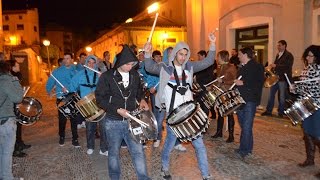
[
  {"x1": 69, "y1": 55, "x2": 108, "y2": 156},
  {"x1": 289, "y1": 45, "x2": 320, "y2": 177},
  {"x1": 144, "y1": 32, "x2": 216, "y2": 180},
  {"x1": 95, "y1": 45, "x2": 150, "y2": 180},
  {"x1": 45, "y1": 52, "x2": 80, "y2": 147}
]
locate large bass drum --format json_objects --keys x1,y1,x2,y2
[
  {"x1": 15, "y1": 97, "x2": 42, "y2": 126},
  {"x1": 128, "y1": 109, "x2": 158, "y2": 143},
  {"x1": 167, "y1": 101, "x2": 209, "y2": 142}
]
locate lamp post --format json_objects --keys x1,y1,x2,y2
[{"x1": 43, "y1": 40, "x2": 51, "y2": 73}]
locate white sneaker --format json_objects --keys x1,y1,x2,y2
[
  {"x1": 81, "y1": 121, "x2": 86, "y2": 128},
  {"x1": 174, "y1": 144, "x2": 187, "y2": 152},
  {"x1": 153, "y1": 140, "x2": 160, "y2": 148},
  {"x1": 99, "y1": 150, "x2": 108, "y2": 156},
  {"x1": 87, "y1": 149, "x2": 94, "y2": 155},
  {"x1": 77, "y1": 124, "x2": 82, "y2": 129}
]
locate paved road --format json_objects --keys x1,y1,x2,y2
[{"x1": 13, "y1": 82, "x2": 320, "y2": 180}]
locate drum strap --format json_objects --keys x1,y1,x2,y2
[{"x1": 80, "y1": 69, "x2": 97, "y2": 89}]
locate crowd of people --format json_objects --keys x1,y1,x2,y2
[{"x1": 1, "y1": 33, "x2": 320, "y2": 180}]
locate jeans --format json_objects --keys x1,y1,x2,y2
[
  {"x1": 105, "y1": 117, "x2": 150, "y2": 180},
  {"x1": 236, "y1": 102, "x2": 257, "y2": 156},
  {"x1": 161, "y1": 125, "x2": 210, "y2": 177},
  {"x1": 0, "y1": 118, "x2": 17, "y2": 180},
  {"x1": 150, "y1": 94, "x2": 166, "y2": 140},
  {"x1": 266, "y1": 81, "x2": 287, "y2": 115},
  {"x1": 303, "y1": 109, "x2": 320, "y2": 138},
  {"x1": 86, "y1": 117, "x2": 108, "y2": 152},
  {"x1": 58, "y1": 111, "x2": 78, "y2": 140}
]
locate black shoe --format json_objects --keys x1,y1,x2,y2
[
  {"x1": 59, "y1": 137, "x2": 65, "y2": 146},
  {"x1": 211, "y1": 132, "x2": 222, "y2": 139},
  {"x1": 21, "y1": 143, "x2": 31, "y2": 150},
  {"x1": 161, "y1": 168, "x2": 172, "y2": 180},
  {"x1": 298, "y1": 160, "x2": 315, "y2": 167},
  {"x1": 261, "y1": 111, "x2": 272, "y2": 116},
  {"x1": 72, "y1": 139, "x2": 81, "y2": 148},
  {"x1": 315, "y1": 172, "x2": 320, "y2": 178},
  {"x1": 226, "y1": 136, "x2": 234, "y2": 143},
  {"x1": 278, "y1": 114, "x2": 284, "y2": 118},
  {"x1": 13, "y1": 150, "x2": 27, "y2": 158}
]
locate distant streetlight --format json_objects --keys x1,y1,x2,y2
[
  {"x1": 85, "y1": 46, "x2": 92, "y2": 53},
  {"x1": 43, "y1": 39, "x2": 51, "y2": 73},
  {"x1": 147, "y1": 2, "x2": 159, "y2": 14}
]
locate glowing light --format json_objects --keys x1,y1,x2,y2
[
  {"x1": 85, "y1": 46, "x2": 92, "y2": 52},
  {"x1": 147, "y1": 2, "x2": 159, "y2": 14},
  {"x1": 43, "y1": 39, "x2": 50, "y2": 46},
  {"x1": 9, "y1": 36, "x2": 17, "y2": 45},
  {"x1": 125, "y1": 18, "x2": 133, "y2": 23}
]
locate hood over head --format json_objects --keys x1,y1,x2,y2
[
  {"x1": 168, "y1": 42, "x2": 191, "y2": 69},
  {"x1": 85, "y1": 55, "x2": 98, "y2": 69},
  {"x1": 114, "y1": 44, "x2": 138, "y2": 69}
]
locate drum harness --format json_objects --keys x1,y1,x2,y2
[
  {"x1": 167, "y1": 65, "x2": 191, "y2": 113},
  {"x1": 80, "y1": 69, "x2": 97, "y2": 90}
]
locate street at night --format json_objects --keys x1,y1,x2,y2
[{"x1": 12, "y1": 82, "x2": 319, "y2": 180}]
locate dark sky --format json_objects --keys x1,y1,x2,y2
[{"x1": 2, "y1": 0, "x2": 154, "y2": 33}]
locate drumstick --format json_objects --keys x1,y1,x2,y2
[
  {"x1": 294, "y1": 77, "x2": 320, "y2": 83},
  {"x1": 154, "y1": 82, "x2": 160, "y2": 88},
  {"x1": 204, "y1": 75, "x2": 225, "y2": 87},
  {"x1": 148, "y1": 12, "x2": 159, "y2": 43},
  {"x1": 23, "y1": 86, "x2": 30, "y2": 97},
  {"x1": 50, "y1": 74, "x2": 69, "y2": 93},
  {"x1": 284, "y1": 73, "x2": 292, "y2": 86},
  {"x1": 84, "y1": 65, "x2": 102, "y2": 75},
  {"x1": 125, "y1": 112, "x2": 149, "y2": 128},
  {"x1": 229, "y1": 75, "x2": 242, "y2": 90}
]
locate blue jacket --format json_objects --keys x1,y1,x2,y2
[
  {"x1": 46, "y1": 65, "x2": 77, "y2": 98},
  {"x1": 139, "y1": 60, "x2": 159, "y2": 90},
  {"x1": 70, "y1": 55, "x2": 99, "y2": 98}
]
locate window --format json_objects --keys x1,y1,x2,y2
[
  {"x1": 17, "y1": 24, "x2": 24, "y2": 30},
  {"x1": 19, "y1": 15, "x2": 23, "y2": 20},
  {"x1": 3, "y1": 25, "x2": 9, "y2": 31},
  {"x1": 34, "y1": 26, "x2": 37, "y2": 32},
  {"x1": 5, "y1": 16, "x2": 9, "y2": 21}
]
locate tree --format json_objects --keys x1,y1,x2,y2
[{"x1": 40, "y1": 44, "x2": 60, "y2": 66}]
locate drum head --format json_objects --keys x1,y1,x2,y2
[
  {"x1": 15, "y1": 97, "x2": 42, "y2": 125},
  {"x1": 167, "y1": 101, "x2": 197, "y2": 125}
]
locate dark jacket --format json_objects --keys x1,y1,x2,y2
[
  {"x1": 274, "y1": 50, "x2": 294, "y2": 81},
  {"x1": 95, "y1": 69, "x2": 144, "y2": 120},
  {"x1": 237, "y1": 59, "x2": 264, "y2": 104}
]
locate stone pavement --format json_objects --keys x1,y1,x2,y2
[{"x1": 13, "y1": 82, "x2": 320, "y2": 180}]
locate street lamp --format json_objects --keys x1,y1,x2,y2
[
  {"x1": 43, "y1": 39, "x2": 51, "y2": 73},
  {"x1": 85, "y1": 46, "x2": 92, "y2": 53}
]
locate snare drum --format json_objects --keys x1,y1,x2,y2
[
  {"x1": 215, "y1": 89, "x2": 246, "y2": 116},
  {"x1": 284, "y1": 96, "x2": 319, "y2": 126},
  {"x1": 57, "y1": 93, "x2": 80, "y2": 118},
  {"x1": 75, "y1": 92, "x2": 106, "y2": 122},
  {"x1": 202, "y1": 84, "x2": 224, "y2": 109},
  {"x1": 167, "y1": 101, "x2": 209, "y2": 142},
  {"x1": 15, "y1": 97, "x2": 42, "y2": 126},
  {"x1": 128, "y1": 109, "x2": 158, "y2": 143}
]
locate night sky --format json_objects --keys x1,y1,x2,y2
[{"x1": 2, "y1": 0, "x2": 154, "y2": 33}]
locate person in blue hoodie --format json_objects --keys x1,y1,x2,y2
[
  {"x1": 69, "y1": 55, "x2": 108, "y2": 156},
  {"x1": 46, "y1": 52, "x2": 80, "y2": 148}
]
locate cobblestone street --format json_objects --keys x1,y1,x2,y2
[{"x1": 13, "y1": 82, "x2": 320, "y2": 180}]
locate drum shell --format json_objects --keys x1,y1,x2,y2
[
  {"x1": 215, "y1": 89, "x2": 245, "y2": 117},
  {"x1": 75, "y1": 92, "x2": 106, "y2": 122},
  {"x1": 167, "y1": 101, "x2": 209, "y2": 142},
  {"x1": 15, "y1": 97, "x2": 42, "y2": 126},
  {"x1": 128, "y1": 109, "x2": 158, "y2": 143},
  {"x1": 58, "y1": 93, "x2": 80, "y2": 118}
]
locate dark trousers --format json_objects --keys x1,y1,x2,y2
[{"x1": 58, "y1": 111, "x2": 78, "y2": 140}]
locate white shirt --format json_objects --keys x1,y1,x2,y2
[
  {"x1": 119, "y1": 71, "x2": 129, "y2": 88},
  {"x1": 163, "y1": 66, "x2": 193, "y2": 113}
]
